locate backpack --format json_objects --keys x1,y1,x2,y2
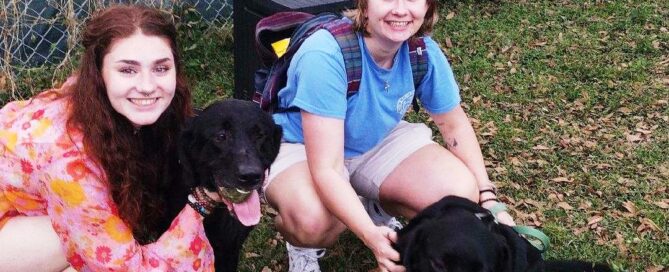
[{"x1": 252, "y1": 11, "x2": 429, "y2": 114}]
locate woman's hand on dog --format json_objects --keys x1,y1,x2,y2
[
  {"x1": 481, "y1": 200, "x2": 516, "y2": 226},
  {"x1": 362, "y1": 226, "x2": 406, "y2": 272}
]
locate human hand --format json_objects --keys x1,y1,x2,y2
[
  {"x1": 480, "y1": 200, "x2": 516, "y2": 226},
  {"x1": 362, "y1": 226, "x2": 406, "y2": 272}
]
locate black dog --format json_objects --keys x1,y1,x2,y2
[
  {"x1": 395, "y1": 196, "x2": 612, "y2": 272},
  {"x1": 170, "y1": 99, "x2": 282, "y2": 271}
]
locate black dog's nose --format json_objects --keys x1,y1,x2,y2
[{"x1": 238, "y1": 173, "x2": 262, "y2": 185}]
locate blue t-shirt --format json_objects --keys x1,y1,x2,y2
[{"x1": 273, "y1": 29, "x2": 461, "y2": 158}]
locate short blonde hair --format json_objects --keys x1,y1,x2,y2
[{"x1": 343, "y1": 0, "x2": 438, "y2": 38}]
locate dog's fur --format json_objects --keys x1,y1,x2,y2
[
  {"x1": 166, "y1": 99, "x2": 282, "y2": 271},
  {"x1": 395, "y1": 196, "x2": 612, "y2": 272}
]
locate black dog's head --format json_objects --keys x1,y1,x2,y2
[
  {"x1": 395, "y1": 196, "x2": 612, "y2": 272},
  {"x1": 179, "y1": 99, "x2": 282, "y2": 226},
  {"x1": 395, "y1": 196, "x2": 538, "y2": 272}
]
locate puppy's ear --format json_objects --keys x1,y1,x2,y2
[
  {"x1": 395, "y1": 225, "x2": 424, "y2": 269},
  {"x1": 491, "y1": 230, "x2": 514, "y2": 272},
  {"x1": 494, "y1": 224, "x2": 533, "y2": 272}
]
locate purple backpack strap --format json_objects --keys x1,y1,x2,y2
[
  {"x1": 323, "y1": 19, "x2": 362, "y2": 95},
  {"x1": 408, "y1": 37, "x2": 428, "y2": 112},
  {"x1": 408, "y1": 37, "x2": 428, "y2": 88}
]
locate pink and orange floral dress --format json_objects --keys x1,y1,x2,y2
[{"x1": 0, "y1": 83, "x2": 215, "y2": 271}]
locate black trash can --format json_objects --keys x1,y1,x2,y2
[{"x1": 232, "y1": 0, "x2": 355, "y2": 100}]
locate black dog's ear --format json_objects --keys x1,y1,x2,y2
[
  {"x1": 178, "y1": 120, "x2": 198, "y2": 188},
  {"x1": 261, "y1": 123, "x2": 282, "y2": 164}
]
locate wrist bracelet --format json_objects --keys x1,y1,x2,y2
[
  {"x1": 479, "y1": 187, "x2": 497, "y2": 196},
  {"x1": 188, "y1": 194, "x2": 211, "y2": 217},
  {"x1": 479, "y1": 198, "x2": 498, "y2": 205}
]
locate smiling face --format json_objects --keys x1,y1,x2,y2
[
  {"x1": 364, "y1": 0, "x2": 428, "y2": 47},
  {"x1": 101, "y1": 31, "x2": 176, "y2": 127}
]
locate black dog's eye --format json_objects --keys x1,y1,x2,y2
[
  {"x1": 213, "y1": 131, "x2": 228, "y2": 143},
  {"x1": 256, "y1": 130, "x2": 267, "y2": 141},
  {"x1": 430, "y1": 258, "x2": 446, "y2": 271}
]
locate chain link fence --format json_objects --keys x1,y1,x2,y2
[{"x1": 0, "y1": 0, "x2": 232, "y2": 96}]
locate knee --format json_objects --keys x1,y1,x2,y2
[
  {"x1": 446, "y1": 170, "x2": 479, "y2": 203},
  {"x1": 281, "y1": 208, "x2": 343, "y2": 247},
  {"x1": 440, "y1": 170, "x2": 479, "y2": 203}
]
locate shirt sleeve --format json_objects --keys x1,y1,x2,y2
[
  {"x1": 42, "y1": 151, "x2": 215, "y2": 271},
  {"x1": 416, "y1": 36, "x2": 462, "y2": 114},
  {"x1": 287, "y1": 30, "x2": 349, "y2": 119}
]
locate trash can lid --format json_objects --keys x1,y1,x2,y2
[{"x1": 244, "y1": 0, "x2": 354, "y2": 15}]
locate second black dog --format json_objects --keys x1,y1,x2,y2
[{"x1": 395, "y1": 196, "x2": 612, "y2": 272}]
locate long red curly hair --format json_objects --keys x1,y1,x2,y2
[{"x1": 67, "y1": 5, "x2": 192, "y2": 243}]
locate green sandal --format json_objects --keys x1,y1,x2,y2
[{"x1": 487, "y1": 202, "x2": 551, "y2": 253}]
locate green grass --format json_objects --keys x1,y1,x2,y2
[{"x1": 2, "y1": 0, "x2": 667, "y2": 271}]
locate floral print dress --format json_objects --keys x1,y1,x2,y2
[{"x1": 0, "y1": 84, "x2": 214, "y2": 271}]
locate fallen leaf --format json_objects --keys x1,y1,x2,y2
[
  {"x1": 245, "y1": 252, "x2": 260, "y2": 258},
  {"x1": 579, "y1": 201, "x2": 592, "y2": 210},
  {"x1": 523, "y1": 199, "x2": 542, "y2": 208},
  {"x1": 618, "y1": 107, "x2": 632, "y2": 114},
  {"x1": 261, "y1": 267, "x2": 272, "y2": 272},
  {"x1": 265, "y1": 206, "x2": 278, "y2": 216},
  {"x1": 557, "y1": 202, "x2": 573, "y2": 210},
  {"x1": 444, "y1": 36, "x2": 453, "y2": 48},
  {"x1": 654, "y1": 200, "x2": 669, "y2": 209},
  {"x1": 587, "y1": 215, "x2": 603, "y2": 226},
  {"x1": 637, "y1": 218, "x2": 660, "y2": 232},
  {"x1": 573, "y1": 226, "x2": 589, "y2": 235},
  {"x1": 501, "y1": 45, "x2": 513, "y2": 53},
  {"x1": 551, "y1": 177, "x2": 572, "y2": 183},
  {"x1": 622, "y1": 201, "x2": 637, "y2": 214},
  {"x1": 446, "y1": 11, "x2": 455, "y2": 20},
  {"x1": 532, "y1": 145, "x2": 551, "y2": 150},
  {"x1": 645, "y1": 265, "x2": 665, "y2": 272},
  {"x1": 595, "y1": 163, "x2": 611, "y2": 170},
  {"x1": 626, "y1": 133, "x2": 642, "y2": 142}
]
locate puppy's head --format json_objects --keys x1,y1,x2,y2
[
  {"x1": 395, "y1": 196, "x2": 516, "y2": 272},
  {"x1": 180, "y1": 99, "x2": 282, "y2": 226}
]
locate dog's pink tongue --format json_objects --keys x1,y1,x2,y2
[{"x1": 232, "y1": 190, "x2": 261, "y2": 226}]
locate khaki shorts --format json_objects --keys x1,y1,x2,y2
[{"x1": 263, "y1": 121, "x2": 436, "y2": 201}]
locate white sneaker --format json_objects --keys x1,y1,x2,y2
[
  {"x1": 360, "y1": 197, "x2": 403, "y2": 231},
  {"x1": 286, "y1": 242, "x2": 325, "y2": 272}
]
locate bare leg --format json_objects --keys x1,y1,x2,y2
[
  {"x1": 265, "y1": 162, "x2": 347, "y2": 247},
  {"x1": 379, "y1": 144, "x2": 479, "y2": 219},
  {"x1": 0, "y1": 216, "x2": 69, "y2": 272}
]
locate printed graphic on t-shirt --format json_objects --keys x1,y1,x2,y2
[{"x1": 396, "y1": 91, "x2": 414, "y2": 114}]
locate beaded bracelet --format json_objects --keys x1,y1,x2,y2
[
  {"x1": 188, "y1": 194, "x2": 211, "y2": 217},
  {"x1": 193, "y1": 187, "x2": 219, "y2": 210}
]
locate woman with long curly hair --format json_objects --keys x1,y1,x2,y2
[{"x1": 0, "y1": 5, "x2": 222, "y2": 271}]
